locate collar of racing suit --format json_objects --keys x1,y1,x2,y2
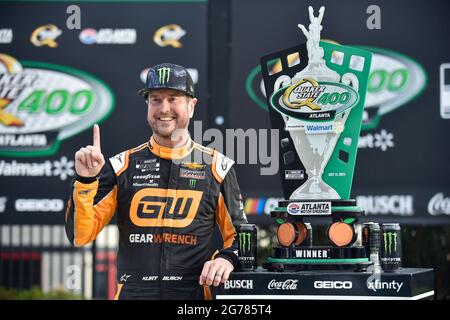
[{"x1": 148, "y1": 135, "x2": 195, "y2": 160}]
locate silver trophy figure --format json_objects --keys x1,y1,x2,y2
[{"x1": 273, "y1": 6, "x2": 359, "y2": 200}]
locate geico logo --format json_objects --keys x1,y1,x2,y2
[
  {"x1": 224, "y1": 280, "x2": 253, "y2": 290},
  {"x1": 314, "y1": 281, "x2": 353, "y2": 289},
  {"x1": 130, "y1": 188, "x2": 202, "y2": 227},
  {"x1": 15, "y1": 199, "x2": 64, "y2": 212}
]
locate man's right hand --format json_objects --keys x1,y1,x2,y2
[{"x1": 75, "y1": 124, "x2": 105, "y2": 178}]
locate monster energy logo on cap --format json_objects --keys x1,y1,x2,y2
[
  {"x1": 139, "y1": 63, "x2": 195, "y2": 98},
  {"x1": 158, "y1": 67, "x2": 171, "y2": 84}
]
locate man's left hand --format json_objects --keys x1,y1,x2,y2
[{"x1": 199, "y1": 257, "x2": 234, "y2": 287}]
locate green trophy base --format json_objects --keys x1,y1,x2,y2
[{"x1": 264, "y1": 199, "x2": 369, "y2": 272}]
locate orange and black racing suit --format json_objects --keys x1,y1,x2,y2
[{"x1": 65, "y1": 137, "x2": 248, "y2": 299}]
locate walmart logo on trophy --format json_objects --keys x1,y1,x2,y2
[{"x1": 261, "y1": 7, "x2": 375, "y2": 271}]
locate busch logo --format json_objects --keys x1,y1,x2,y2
[
  {"x1": 224, "y1": 279, "x2": 253, "y2": 290},
  {"x1": 383, "y1": 232, "x2": 398, "y2": 255},
  {"x1": 158, "y1": 67, "x2": 171, "y2": 84},
  {"x1": 239, "y1": 232, "x2": 251, "y2": 254},
  {"x1": 267, "y1": 279, "x2": 298, "y2": 290}
]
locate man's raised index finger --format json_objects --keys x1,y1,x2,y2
[{"x1": 93, "y1": 124, "x2": 101, "y2": 149}]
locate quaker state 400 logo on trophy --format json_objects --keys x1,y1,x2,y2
[{"x1": 262, "y1": 6, "x2": 373, "y2": 271}]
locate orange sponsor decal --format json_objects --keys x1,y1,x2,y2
[{"x1": 129, "y1": 188, "x2": 203, "y2": 227}]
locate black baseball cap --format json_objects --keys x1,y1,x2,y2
[{"x1": 138, "y1": 63, "x2": 195, "y2": 98}]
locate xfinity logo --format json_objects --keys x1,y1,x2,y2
[
  {"x1": 267, "y1": 279, "x2": 298, "y2": 290},
  {"x1": 224, "y1": 280, "x2": 253, "y2": 290},
  {"x1": 314, "y1": 281, "x2": 352, "y2": 289},
  {"x1": 15, "y1": 199, "x2": 64, "y2": 212},
  {"x1": 367, "y1": 280, "x2": 403, "y2": 293}
]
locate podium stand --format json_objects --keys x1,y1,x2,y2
[{"x1": 217, "y1": 268, "x2": 434, "y2": 300}]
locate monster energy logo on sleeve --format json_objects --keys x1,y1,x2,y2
[
  {"x1": 189, "y1": 179, "x2": 196, "y2": 188},
  {"x1": 239, "y1": 232, "x2": 251, "y2": 254},
  {"x1": 383, "y1": 232, "x2": 398, "y2": 254},
  {"x1": 158, "y1": 67, "x2": 171, "y2": 84}
]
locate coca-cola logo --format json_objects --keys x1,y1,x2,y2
[
  {"x1": 428, "y1": 193, "x2": 450, "y2": 215},
  {"x1": 267, "y1": 279, "x2": 298, "y2": 290}
]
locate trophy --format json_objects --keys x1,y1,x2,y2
[{"x1": 261, "y1": 6, "x2": 373, "y2": 271}]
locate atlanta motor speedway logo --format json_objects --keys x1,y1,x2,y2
[
  {"x1": 246, "y1": 45, "x2": 427, "y2": 131},
  {"x1": 0, "y1": 53, "x2": 114, "y2": 157}
]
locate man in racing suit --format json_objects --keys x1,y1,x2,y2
[{"x1": 65, "y1": 63, "x2": 248, "y2": 299}]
